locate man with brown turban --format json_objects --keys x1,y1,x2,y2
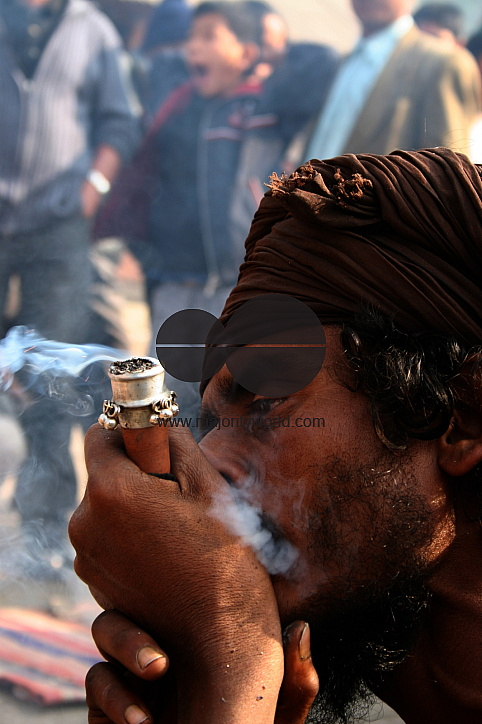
[
  {"x1": 70, "y1": 147, "x2": 482, "y2": 724},
  {"x1": 304, "y1": 0, "x2": 481, "y2": 161}
]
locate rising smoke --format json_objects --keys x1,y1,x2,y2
[
  {"x1": 0, "y1": 325, "x2": 126, "y2": 415},
  {"x1": 0, "y1": 326, "x2": 126, "y2": 602},
  {"x1": 210, "y1": 480, "x2": 298, "y2": 576},
  {"x1": 0, "y1": 325, "x2": 124, "y2": 387}
]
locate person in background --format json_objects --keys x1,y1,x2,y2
[
  {"x1": 467, "y1": 26, "x2": 482, "y2": 163},
  {"x1": 89, "y1": 0, "x2": 193, "y2": 365},
  {"x1": 303, "y1": 0, "x2": 480, "y2": 162},
  {"x1": 95, "y1": 1, "x2": 267, "y2": 418},
  {"x1": 413, "y1": 3, "x2": 464, "y2": 45},
  {"x1": 232, "y1": 1, "x2": 339, "y2": 239},
  {"x1": 468, "y1": 25, "x2": 482, "y2": 80},
  {"x1": 0, "y1": 0, "x2": 139, "y2": 574},
  {"x1": 0, "y1": 392, "x2": 26, "y2": 486},
  {"x1": 244, "y1": 0, "x2": 288, "y2": 79},
  {"x1": 95, "y1": 1, "x2": 337, "y2": 418},
  {"x1": 132, "y1": 0, "x2": 192, "y2": 123}
]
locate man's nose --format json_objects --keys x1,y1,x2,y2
[{"x1": 200, "y1": 436, "x2": 252, "y2": 489}]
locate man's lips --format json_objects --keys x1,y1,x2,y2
[{"x1": 220, "y1": 474, "x2": 287, "y2": 542}]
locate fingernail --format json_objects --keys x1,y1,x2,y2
[
  {"x1": 299, "y1": 622, "x2": 311, "y2": 661},
  {"x1": 124, "y1": 704, "x2": 149, "y2": 724},
  {"x1": 282, "y1": 620, "x2": 299, "y2": 646},
  {"x1": 136, "y1": 645, "x2": 165, "y2": 670}
]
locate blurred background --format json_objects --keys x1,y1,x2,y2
[{"x1": 1, "y1": 0, "x2": 482, "y2": 720}]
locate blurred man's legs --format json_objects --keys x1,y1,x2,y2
[{"x1": 1, "y1": 216, "x2": 92, "y2": 570}]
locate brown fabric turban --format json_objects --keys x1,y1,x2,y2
[{"x1": 220, "y1": 148, "x2": 482, "y2": 347}]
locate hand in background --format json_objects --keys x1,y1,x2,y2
[{"x1": 81, "y1": 180, "x2": 102, "y2": 219}]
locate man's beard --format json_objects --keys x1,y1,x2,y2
[
  {"x1": 297, "y1": 454, "x2": 438, "y2": 723},
  {"x1": 305, "y1": 573, "x2": 430, "y2": 723}
]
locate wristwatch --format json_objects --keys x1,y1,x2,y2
[{"x1": 86, "y1": 169, "x2": 111, "y2": 195}]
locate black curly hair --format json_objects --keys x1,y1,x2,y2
[
  {"x1": 193, "y1": 1, "x2": 263, "y2": 46},
  {"x1": 341, "y1": 306, "x2": 482, "y2": 451}
]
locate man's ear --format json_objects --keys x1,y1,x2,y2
[
  {"x1": 438, "y1": 405, "x2": 482, "y2": 477},
  {"x1": 241, "y1": 42, "x2": 260, "y2": 73}
]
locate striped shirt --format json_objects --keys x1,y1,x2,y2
[{"x1": 0, "y1": 0, "x2": 139, "y2": 233}]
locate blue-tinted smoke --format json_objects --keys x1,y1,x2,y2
[{"x1": 0, "y1": 326, "x2": 126, "y2": 415}]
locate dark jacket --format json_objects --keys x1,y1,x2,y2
[{"x1": 96, "y1": 44, "x2": 339, "y2": 286}]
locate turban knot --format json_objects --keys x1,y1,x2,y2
[{"x1": 221, "y1": 148, "x2": 482, "y2": 347}]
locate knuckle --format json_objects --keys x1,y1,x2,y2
[
  {"x1": 301, "y1": 668, "x2": 320, "y2": 701},
  {"x1": 90, "y1": 610, "x2": 113, "y2": 645},
  {"x1": 86, "y1": 668, "x2": 122, "y2": 713},
  {"x1": 101, "y1": 680, "x2": 123, "y2": 711},
  {"x1": 91, "y1": 609, "x2": 115, "y2": 635},
  {"x1": 85, "y1": 662, "x2": 105, "y2": 692},
  {"x1": 86, "y1": 469, "x2": 112, "y2": 508},
  {"x1": 92, "y1": 610, "x2": 136, "y2": 652},
  {"x1": 71, "y1": 552, "x2": 92, "y2": 587},
  {"x1": 85, "y1": 662, "x2": 116, "y2": 710},
  {"x1": 68, "y1": 505, "x2": 85, "y2": 551}
]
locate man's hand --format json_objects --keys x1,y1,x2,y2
[
  {"x1": 69, "y1": 426, "x2": 285, "y2": 723},
  {"x1": 81, "y1": 145, "x2": 121, "y2": 218},
  {"x1": 81, "y1": 180, "x2": 102, "y2": 219},
  {"x1": 86, "y1": 610, "x2": 173, "y2": 724},
  {"x1": 85, "y1": 611, "x2": 319, "y2": 724}
]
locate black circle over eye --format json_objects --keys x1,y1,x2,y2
[
  {"x1": 155, "y1": 295, "x2": 326, "y2": 394},
  {"x1": 221, "y1": 295, "x2": 326, "y2": 396},
  {"x1": 156, "y1": 309, "x2": 225, "y2": 382}
]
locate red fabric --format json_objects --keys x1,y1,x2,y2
[{"x1": 0, "y1": 608, "x2": 100, "y2": 704}]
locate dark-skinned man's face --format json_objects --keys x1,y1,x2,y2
[{"x1": 199, "y1": 326, "x2": 456, "y2": 721}]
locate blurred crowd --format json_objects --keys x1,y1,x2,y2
[{"x1": 1, "y1": 0, "x2": 482, "y2": 578}]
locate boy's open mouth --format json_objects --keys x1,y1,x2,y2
[{"x1": 190, "y1": 63, "x2": 209, "y2": 79}]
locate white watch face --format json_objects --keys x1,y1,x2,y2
[{"x1": 88, "y1": 169, "x2": 110, "y2": 194}]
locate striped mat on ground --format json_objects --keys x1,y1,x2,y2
[{"x1": 0, "y1": 607, "x2": 100, "y2": 704}]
